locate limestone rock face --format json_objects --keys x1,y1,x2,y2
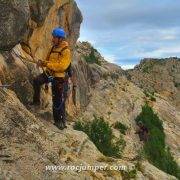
[
  {"x1": 79, "y1": 76, "x2": 146, "y2": 161},
  {"x1": 127, "y1": 58, "x2": 180, "y2": 109},
  {"x1": 29, "y1": 0, "x2": 82, "y2": 61},
  {"x1": 139, "y1": 161, "x2": 177, "y2": 180},
  {"x1": 0, "y1": 0, "x2": 82, "y2": 105},
  {"x1": 126, "y1": 58, "x2": 180, "y2": 166},
  {"x1": 0, "y1": 0, "x2": 179, "y2": 179},
  {"x1": 153, "y1": 96, "x2": 180, "y2": 165},
  {"x1": 0, "y1": 0, "x2": 82, "y2": 52},
  {"x1": 0, "y1": 45, "x2": 38, "y2": 104},
  {"x1": 76, "y1": 68, "x2": 179, "y2": 179},
  {"x1": 68, "y1": 41, "x2": 125, "y2": 114},
  {"x1": 76, "y1": 41, "x2": 124, "y2": 75},
  {"x1": 0, "y1": 0, "x2": 30, "y2": 49},
  {"x1": 28, "y1": 0, "x2": 54, "y2": 26},
  {"x1": 0, "y1": 86, "x2": 177, "y2": 180},
  {"x1": 0, "y1": 89, "x2": 124, "y2": 179}
]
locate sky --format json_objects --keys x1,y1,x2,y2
[{"x1": 75, "y1": 0, "x2": 180, "y2": 69}]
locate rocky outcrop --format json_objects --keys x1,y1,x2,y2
[
  {"x1": 29, "y1": 0, "x2": 54, "y2": 26},
  {"x1": 75, "y1": 66, "x2": 179, "y2": 179},
  {"x1": 126, "y1": 58, "x2": 180, "y2": 165},
  {"x1": 0, "y1": 0, "x2": 82, "y2": 106},
  {"x1": 29, "y1": 0, "x2": 82, "y2": 60},
  {"x1": 139, "y1": 161, "x2": 177, "y2": 180},
  {"x1": 64, "y1": 41, "x2": 125, "y2": 115},
  {"x1": 0, "y1": 77, "x2": 177, "y2": 180},
  {"x1": 0, "y1": 0, "x2": 82, "y2": 51},
  {"x1": 0, "y1": 0, "x2": 30, "y2": 49},
  {"x1": 79, "y1": 75, "x2": 145, "y2": 161},
  {"x1": 0, "y1": 0, "x2": 179, "y2": 179},
  {"x1": 127, "y1": 58, "x2": 180, "y2": 109},
  {"x1": 0, "y1": 47, "x2": 35, "y2": 103},
  {"x1": 153, "y1": 95, "x2": 180, "y2": 165},
  {"x1": 0, "y1": 88, "x2": 125, "y2": 179},
  {"x1": 76, "y1": 41, "x2": 124, "y2": 76}
]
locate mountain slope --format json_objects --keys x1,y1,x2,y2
[
  {"x1": 0, "y1": 0, "x2": 179, "y2": 179},
  {"x1": 127, "y1": 58, "x2": 180, "y2": 109}
]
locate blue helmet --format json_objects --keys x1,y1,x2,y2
[{"x1": 52, "y1": 27, "x2": 66, "y2": 38}]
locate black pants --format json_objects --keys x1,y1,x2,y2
[{"x1": 33, "y1": 73, "x2": 66, "y2": 124}]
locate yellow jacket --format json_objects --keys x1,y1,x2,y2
[{"x1": 45, "y1": 41, "x2": 71, "y2": 78}]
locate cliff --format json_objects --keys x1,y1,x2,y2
[
  {"x1": 127, "y1": 58, "x2": 180, "y2": 109},
  {"x1": 0, "y1": 0, "x2": 179, "y2": 179}
]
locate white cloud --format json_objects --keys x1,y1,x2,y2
[
  {"x1": 159, "y1": 28, "x2": 179, "y2": 40},
  {"x1": 135, "y1": 27, "x2": 179, "y2": 43},
  {"x1": 161, "y1": 35, "x2": 176, "y2": 40},
  {"x1": 102, "y1": 53, "x2": 117, "y2": 64},
  {"x1": 158, "y1": 46, "x2": 180, "y2": 53},
  {"x1": 121, "y1": 64, "x2": 136, "y2": 70},
  {"x1": 137, "y1": 46, "x2": 180, "y2": 58}
]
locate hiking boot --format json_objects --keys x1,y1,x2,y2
[
  {"x1": 63, "y1": 122, "x2": 67, "y2": 129},
  {"x1": 54, "y1": 122, "x2": 64, "y2": 130},
  {"x1": 59, "y1": 122, "x2": 65, "y2": 130}
]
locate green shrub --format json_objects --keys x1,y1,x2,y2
[
  {"x1": 174, "y1": 82, "x2": 180, "y2": 88},
  {"x1": 0, "y1": 49, "x2": 4, "y2": 54},
  {"x1": 83, "y1": 47, "x2": 101, "y2": 65},
  {"x1": 110, "y1": 73, "x2": 119, "y2": 80},
  {"x1": 150, "y1": 96, "x2": 156, "y2": 101},
  {"x1": 73, "y1": 120, "x2": 84, "y2": 130},
  {"x1": 136, "y1": 104, "x2": 164, "y2": 132},
  {"x1": 144, "y1": 90, "x2": 156, "y2": 101},
  {"x1": 73, "y1": 115, "x2": 126, "y2": 158},
  {"x1": 144, "y1": 90, "x2": 149, "y2": 97},
  {"x1": 114, "y1": 122, "x2": 128, "y2": 135},
  {"x1": 121, "y1": 169, "x2": 137, "y2": 179},
  {"x1": 142, "y1": 66, "x2": 150, "y2": 73},
  {"x1": 135, "y1": 104, "x2": 180, "y2": 178},
  {"x1": 102, "y1": 73, "x2": 108, "y2": 80},
  {"x1": 136, "y1": 149, "x2": 146, "y2": 162},
  {"x1": 107, "y1": 111, "x2": 111, "y2": 115},
  {"x1": 142, "y1": 64, "x2": 153, "y2": 73}
]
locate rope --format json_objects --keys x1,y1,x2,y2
[
  {"x1": 0, "y1": 84, "x2": 12, "y2": 88},
  {"x1": 22, "y1": 43, "x2": 49, "y2": 78},
  {"x1": 0, "y1": 82, "x2": 15, "y2": 90},
  {"x1": 11, "y1": 43, "x2": 50, "y2": 79},
  {"x1": 11, "y1": 49, "x2": 36, "y2": 64},
  {"x1": 10, "y1": 44, "x2": 53, "y2": 96}
]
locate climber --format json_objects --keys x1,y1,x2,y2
[
  {"x1": 31, "y1": 27, "x2": 72, "y2": 130},
  {"x1": 135, "y1": 121, "x2": 149, "y2": 142}
]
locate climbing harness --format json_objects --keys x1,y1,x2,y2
[
  {"x1": 11, "y1": 43, "x2": 51, "y2": 93},
  {"x1": 44, "y1": 45, "x2": 69, "y2": 84},
  {"x1": 48, "y1": 76, "x2": 54, "y2": 83}
]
